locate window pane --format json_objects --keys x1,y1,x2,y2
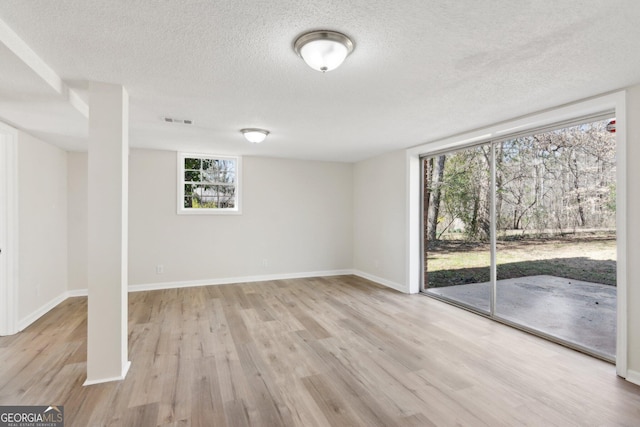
[
  {"x1": 198, "y1": 184, "x2": 216, "y2": 203},
  {"x1": 495, "y1": 118, "x2": 617, "y2": 358},
  {"x1": 201, "y1": 161, "x2": 217, "y2": 183},
  {"x1": 201, "y1": 158, "x2": 213, "y2": 170},
  {"x1": 184, "y1": 196, "x2": 193, "y2": 208},
  {"x1": 200, "y1": 158, "x2": 236, "y2": 183},
  {"x1": 216, "y1": 185, "x2": 235, "y2": 208},
  {"x1": 184, "y1": 170, "x2": 200, "y2": 182},
  {"x1": 423, "y1": 145, "x2": 492, "y2": 314},
  {"x1": 220, "y1": 160, "x2": 235, "y2": 176},
  {"x1": 184, "y1": 158, "x2": 201, "y2": 170},
  {"x1": 192, "y1": 184, "x2": 219, "y2": 208},
  {"x1": 219, "y1": 169, "x2": 235, "y2": 184}
]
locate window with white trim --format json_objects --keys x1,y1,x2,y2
[{"x1": 177, "y1": 153, "x2": 241, "y2": 214}]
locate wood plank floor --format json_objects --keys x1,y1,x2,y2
[{"x1": 1, "y1": 275, "x2": 639, "y2": 426}]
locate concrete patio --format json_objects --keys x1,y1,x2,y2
[{"x1": 426, "y1": 275, "x2": 616, "y2": 359}]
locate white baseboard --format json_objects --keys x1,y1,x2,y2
[
  {"x1": 18, "y1": 289, "x2": 89, "y2": 332},
  {"x1": 16, "y1": 270, "x2": 400, "y2": 332},
  {"x1": 67, "y1": 289, "x2": 88, "y2": 297},
  {"x1": 18, "y1": 291, "x2": 68, "y2": 331},
  {"x1": 128, "y1": 269, "x2": 354, "y2": 292},
  {"x1": 83, "y1": 360, "x2": 131, "y2": 386},
  {"x1": 352, "y1": 270, "x2": 408, "y2": 293},
  {"x1": 625, "y1": 369, "x2": 640, "y2": 386}
]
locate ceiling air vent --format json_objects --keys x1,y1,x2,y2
[{"x1": 163, "y1": 117, "x2": 193, "y2": 125}]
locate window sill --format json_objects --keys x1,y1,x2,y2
[{"x1": 177, "y1": 208, "x2": 242, "y2": 215}]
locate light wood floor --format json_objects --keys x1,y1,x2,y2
[{"x1": 1, "y1": 275, "x2": 639, "y2": 426}]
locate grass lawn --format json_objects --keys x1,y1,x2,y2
[{"x1": 426, "y1": 233, "x2": 616, "y2": 288}]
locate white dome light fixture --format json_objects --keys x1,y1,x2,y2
[
  {"x1": 241, "y1": 128, "x2": 269, "y2": 143},
  {"x1": 294, "y1": 30, "x2": 354, "y2": 72}
]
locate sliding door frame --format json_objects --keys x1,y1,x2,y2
[{"x1": 407, "y1": 91, "x2": 627, "y2": 376}]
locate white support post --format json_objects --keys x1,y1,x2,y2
[
  {"x1": 84, "y1": 82, "x2": 130, "y2": 385},
  {"x1": 0, "y1": 124, "x2": 18, "y2": 336}
]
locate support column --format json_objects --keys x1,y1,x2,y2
[
  {"x1": 0, "y1": 125, "x2": 18, "y2": 336},
  {"x1": 85, "y1": 82, "x2": 130, "y2": 385}
]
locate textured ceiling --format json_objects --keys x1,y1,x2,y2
[{"x1": 0, "y1": 1, "x2": 639, "y2": 162}]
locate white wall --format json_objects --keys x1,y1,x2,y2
[
  {"x1": 17, "y1": 131, "x2": 68, "y2": 323},
  {"x1": 353, "y1": 149, "x2": 407, "y2": 292},
  {"x1": 67, "y1": 152, "x2": 87, "y2": 291},
  {"x1": 119, "y1": 149, "x2": 353, "y2": 286}
]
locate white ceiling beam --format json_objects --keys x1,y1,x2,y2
[{"x1": 0, "y1": 17, "x2": 88, "y2": 118}]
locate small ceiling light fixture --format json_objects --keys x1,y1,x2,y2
[
  {"x1": 294, "y1": 30, "x2": 354, "y2": 72},
  {"x1": 241, "y1": 128, "x2": 269, "y2": 143}
]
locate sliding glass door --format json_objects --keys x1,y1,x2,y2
[{"x1": 421, "y1": 115, "x2": 617, "y2": 360}]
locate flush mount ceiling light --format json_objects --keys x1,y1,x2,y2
[
  {"x1": 241, "y1": 128, "x2": 269, "y2": 143},
  {"x1": 294, "y1": 30, "x2": 354, "y2": 72}
]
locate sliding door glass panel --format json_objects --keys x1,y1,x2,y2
[
  {"x1": 423, "y1": 145, "x2": 492, "y2": 314},
  {"x1": 494, "y1": 119, "x2": 617, "y2": 358}
]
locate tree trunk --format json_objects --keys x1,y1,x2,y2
[
  {"x1": 495, "y1": 143, "x2": 503, "y2": 231},
  {"x1": 471, "y1": 196, "x2": 480, "y2": 238},
  {"x1": 424, "y1": 158, "x2": 433, "y2": 242},
  {"x1": 571, "y1": 156, "x2": 586, "y2": 227},
  {"x1": 427, "y1": 155, "x2": 446, "y2": 242}
]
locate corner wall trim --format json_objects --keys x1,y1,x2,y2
[
  {"x1": 83, "y1": 361, "x2": 131, "y2": 386},
  {"x1": 127, "y1": 269, "x2": 354, "y2": 292},
  {"x1": 352, "y1": 270, "x2": 407, "y2": 293},
  {"x1": 625, "y1": 369, "x2": 640, "y2": 387}
]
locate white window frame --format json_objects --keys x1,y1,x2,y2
[{"x1": 177, "y1": 152, "x2": 242, "y2": 215}]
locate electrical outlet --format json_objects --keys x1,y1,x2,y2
[
  {"x1": 262, "y1": 259, "x2": 269, "y2": 268},
  {"x1": 156, "y1": 264, "x2": 164, "y2": 274},
  {"x1": 35, "y1": 284, "x2": 41, "y2": 296}
]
